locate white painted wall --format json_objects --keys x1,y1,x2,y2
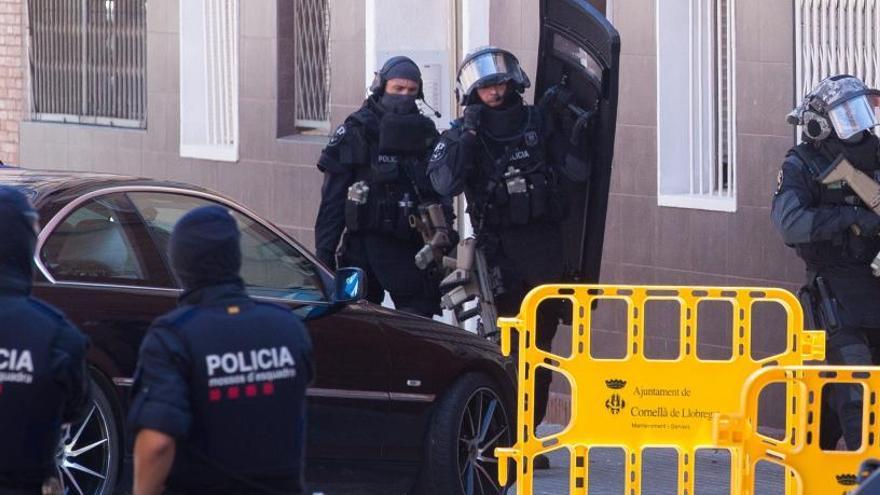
[{"x1": 365, "y1": 0, "x2": 455, "y2": 129}]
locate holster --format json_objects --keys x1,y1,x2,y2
[{"x1": 800, "y1": 274, "x2": 842, "y2": 332}]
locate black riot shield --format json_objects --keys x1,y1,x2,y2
[{"x1": 536, "y1": 0, "x2": 620, "y2": 283}]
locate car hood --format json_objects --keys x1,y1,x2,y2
[{"x1": 359, "y1": 301, "x2": 504, "y2": 355}]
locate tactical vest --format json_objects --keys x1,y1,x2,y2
[
  {"x1": 165, "y1": 298, "x2": 308, "y2": 489},
  {"x1": 0, "y1": 298, "x2": 64, "y2": 485},
  {"x1": 344, "y1": 108, "x2": 434, "y2": 241},
  {"x1": 789, "y1": 142, "x2": 880, "y2": 267},
  {"x1": 465, "y1": 106, "x2": 567, "y2": 229}
]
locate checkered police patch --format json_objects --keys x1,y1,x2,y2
[
  {"x1": 328, "y1": 124, "x2": 346, "y2": 146},
  {"x1": 431, "y1": 141, "x2": 447, "y2": 162}
]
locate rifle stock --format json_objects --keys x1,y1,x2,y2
[
  {"x1": 820, "y1": 155, "x2": 880, "y2": 276},
  {"x1": 820, "y1": 155, "x2": 880, "y2": 215}
]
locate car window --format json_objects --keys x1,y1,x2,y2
[
  {"x1": 127, "y1": 191, "x2": 326, "y2": 302},
  {"x1": 41, "y1": 194, "x2": 151, "y2": 285}
]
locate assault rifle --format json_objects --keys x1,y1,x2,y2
[
  {"x1": 438, "y1": 238, "x2": 501, "y2": 339},
  {"x1": 410, "y1": 203, "x2": 455, "y2": 271},
  {"x1": 819, "y1": 155, "x2": 880, "y2": 276}
]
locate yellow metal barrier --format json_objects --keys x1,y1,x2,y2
[
  {"x1": 715, "y1": 365, "x2": 880, "y2": 495},
  {"x1": 495, "y1": 285, "x2": 825, "y2": 494}
]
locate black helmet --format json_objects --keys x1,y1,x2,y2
[
  {"x1": 455, "y1": 46, "x2": 530, "y2": 106},
  {"x1": 368, "y1": 56, "x2": 424, "y2": 99},
  {"x1": 787, "y1": 74, "x2": 880, "y2": 141}
]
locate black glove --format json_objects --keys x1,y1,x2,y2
[
  {"x1": 842, "y1": 206, "x2": 880, "y2": 237},
  {"x1": 541, "y1": 84, "x2": 575, "y2": 115},
  {"x1": 462, "y1": 105, "x2": 482, "y2": 134}
]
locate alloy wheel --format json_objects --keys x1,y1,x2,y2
[
  {"x1": 56, "y1": 400, "x2": 113, "y2": 495},
  {"x1": 457, "y1": 387, "x2": 510, "y2": 495}
]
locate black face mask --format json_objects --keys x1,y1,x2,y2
[
  {"x1": 821, "y1": 132, "x2": 880, "y2": 171},
  {"x1": 481, "y1": 97, "x2": 527, "y2": 138},
  {"x1": 380, "y1": 93, "x2": 418, "y2": 115}
]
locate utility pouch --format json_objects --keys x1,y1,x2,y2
[
  {"x1": 379, "y1": 113, "x2": 426, "y2": 153},
  {"x1": 372, "y1": 155, "x2": 400, "y2": 183},
  {"x1": 505, "y1": 168, "x2": 530, "y2": 225},
  {"x1": 395, "y1": 193, "x2": 415, "y2": 239},
  {"x1": 528, "y1": 173, "x2": 549, "y2": 220}
]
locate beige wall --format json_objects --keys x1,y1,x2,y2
[
  {"x1": 19, "y1": 0, "x2": 365, "y2": 251},
  {"x1": 601, "y1": 0, "x2": 803, "y2": 292},
  {"x1": 0, "y1": 0, "x2": 22, "y2": 165}
]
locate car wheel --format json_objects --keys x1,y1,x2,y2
[
  {"x1": 57, "y1": 377, "x2": 120, "y2": 495},
  {"x1": 421, "y1": 373, "x2": 513, "y2": 495}
]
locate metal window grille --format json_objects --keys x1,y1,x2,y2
[
  {"x1": 658, "y1": 0, "x2": 736, "y2": 211},
  {"x1": 179, "y1": 0, "x2": 239, "y2": 162},
  {"x1": 294, "y1": 0, "x2": 330, "y2": 132},
  {"x1": 203, "y1": 0, "x2": 238, "y2": 149},
  {"x1": 27, "y1": 0, "x2": 146, "y2": 128},
  {"x1": 794, "y1": 0, "x2": 880, "y2": 136}
]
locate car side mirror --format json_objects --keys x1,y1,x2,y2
[{"x1": 334, "y1": 267, "x2": 366, "y2": 304}]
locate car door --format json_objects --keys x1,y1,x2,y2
[
  {"x1": 535, "y1": 0, "x2": 620, "y2": 283},
  {"x1": 126, "y1": 190, "x2": 393, "y2": 461},
  {"x1": 33, "y1": 191, "x2": 178, "y2": 389}
]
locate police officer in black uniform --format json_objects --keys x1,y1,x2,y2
[
  {"x1": 129, "y1": 206, "x2": 313, "y2": 495},
  {"x1": 772, "y1": 74, "x2": 880, "y2": 450},
  {"x1": 314, "y1": 56, "x2": 445, "y2": 317},
  {"x1": 429, "y1": 47, "x2": 589, "y2": 467},
  {"x1": 0, "y1": 186, "x2": 89, "y2": 495}
]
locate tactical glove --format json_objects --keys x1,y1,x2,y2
[
  {"x1": 843, "y1": 206, "x2": 880, "y2": 237},
  {"x1": 462, "y1": 105, "x2": 482, "y2": 134}
]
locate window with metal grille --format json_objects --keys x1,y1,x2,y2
[
  {"x1": 794, "y1": 0, "x2": 880, "y2": 138},
  {"x1": 179, "y1": 0, "x2": 239, "y2": 162},
  {"x1": 657, "y1": 0, "x2": 737, "y2": 212},
  {"x1": 27, "y1": 0, "x2": 146, "y2": 128},
  {"x1": 293, "y1": 0, "x2": 330, "y2": 133}
]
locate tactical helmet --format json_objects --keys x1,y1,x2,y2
[
  {"x1": 455, "y1": 46, "x2": 530, "y2": 106},
  {"x1": 369, "y1": 56, "x2": 424, "y2": 99},
  {"x1": 788, "y1": 74, "x2": 880, "y2": 141}
]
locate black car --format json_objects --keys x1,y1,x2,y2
[{"x1": 2, "y1": 168, "x2": 515, "y2": 495}]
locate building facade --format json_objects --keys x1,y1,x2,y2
[{"x1": 2, "y1": 0, "x2": 877, "y2": 426}]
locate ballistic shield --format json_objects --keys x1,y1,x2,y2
[{"x1": 535, "y1": 0, "x2": 620, "y2": 283}]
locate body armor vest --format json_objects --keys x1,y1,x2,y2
[
  {"x1": 164, "y1": 297, "x2": 308, "y2": 489},
  {"x1": 465, "y1": 105, "x2": 567, "y2": 230},
  {"x1": 0, "y1": 298, "x2": 64, "y2": 485},
  {"x1": 344, "y1": 107, "x2": 434, "y2": 241},
  {"x1": 790, "y1": 142, "x2": 880, "y2": 267}
]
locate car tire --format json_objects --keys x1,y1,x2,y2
[
  {"x1": 58, "y1": 376, "x2": 121, "y2": 495},
  {"x1": 419, "y1": 373, "x2": 513, "y2": 495}
]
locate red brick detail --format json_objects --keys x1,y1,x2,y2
[{"x1": 0, "y1": 0, "x2": 23, "y2": 165}]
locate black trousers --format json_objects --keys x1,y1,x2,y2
[
  {"x1": 821, "y1": 325, "x2": 880, "y2": 450},
  {"x1": 341, "y1": 232, "x2": 440, "y2": 317}
]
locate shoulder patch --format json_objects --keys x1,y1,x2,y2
[
  {"x1": 430, "y1": 141, "x2": 448, "y2": 162},
  {"x1": 775, "y1": 169, "x2": 784, "y2": 195},
  {"x1": 328, "y1": 124, "x2": 347, "y2": 147}
]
